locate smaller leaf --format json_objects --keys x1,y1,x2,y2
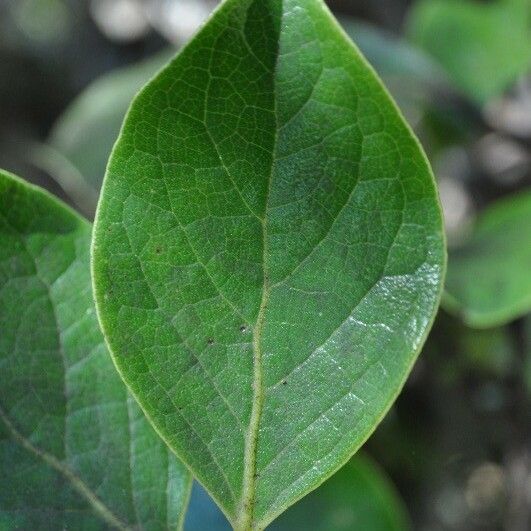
[
  {"x1": 407, "y1": 0, "x2": 531, "y2": 104},
  {"x1": 46, "y1": 50, "x2": 175, "y2": 207},
  {"x1": 444, "y1": 189, "x2": 531, "y2": 328},
  {"x1": 0, "y1": 169, "x2": 192, "y2": 530}
]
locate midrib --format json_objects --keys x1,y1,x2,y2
[
  {"x1": 237, "y1": 270, "x2": 270, "y2": 530},
  {"x1": 236, "y1": 4, "x2": 282, "y2": 528}
]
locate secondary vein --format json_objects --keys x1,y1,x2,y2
[{"x1": 0, "y1": 403, "x2": 130, "y2": 531}]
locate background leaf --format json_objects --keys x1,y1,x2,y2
[
  {"x1": 92, "y1": 0, "x2": 445, "y2": 528},
  {"x1": 44, "y1": 49, "x2": 176, "y2": 213},
  {"x1": 341, "y1": 17, "x2": 451, "y2": 123},
  {"x1": 271, "y1": 454, "x2": 410, "y2": 531},
  {"x1": 407, "y1": 0, "x2": 531, "y2": 104},
  {"x1": 444, "y1": 189, "x2": 531, "y2": 328},
  {"x1": 0, "y1": 169, "x2": 191, "y2": 530}
]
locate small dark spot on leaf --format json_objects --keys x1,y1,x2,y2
[
  {"x1": 155, "y1": 246, "x2": 162, "y2": 254},
  {"x1": 207, "y1": 338, "x2": 214, "y2": 345},
  {"x1": 282, "y1": 380, "x2": 287, "y2": 385},
  {"x1": 240, "y1": 325, "x2": 247, "y2": 333}
]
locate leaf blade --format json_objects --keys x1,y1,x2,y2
[
  {"x1": 93, "y1": 0, "x2": 446, "y2": 527},
  {"x1": 407, "y1": 0, "x2": 531, "y2": 104},
  {"x1": 444, "y1": 189, "x2": 531, "y2": 328},
  {"x1": 0, "y1": 169, "x2": 192, "y2": 530}
]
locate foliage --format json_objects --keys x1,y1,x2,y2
[
  {"x1": 0, "y1": 169, "x2": 191, "y2": 529},
  {"x1": 92, "y1": 0, "x2": 444, "y2": 528},
  {"x1": 444, "y1": 190, "x2": 531, "y2": 328},
  {"x1": 1, "y1": 0, "x2": 530, "y2": 529},
  {"x1": 407, "y1": 0, "x2": 531, "y2": 104}
]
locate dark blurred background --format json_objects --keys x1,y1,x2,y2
[
  {"x1": 1, "y1": 1, "x2": 529, "y2": 530},
  {"x1": 0, "y1": 0, "x2": 417, "y2": 182}
]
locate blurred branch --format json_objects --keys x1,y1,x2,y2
[{"x1": 29, "y1": 142, "x2": 99, "y2": 218}]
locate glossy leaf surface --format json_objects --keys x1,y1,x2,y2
[
  {"x1": 445, "y1": 190, "x2": 531, "y2": 328},
  {"x1": 407, "y1": 0, "x2": 531, "y2": 104},
  {"x1": 0, "y1": 169, "x2": 191, "y2": 530},
  {"x1": 92, "y1": 0, "x2": 445, "y2": 528}
]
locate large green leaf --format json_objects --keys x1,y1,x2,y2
[
  {"x1": 407, "y1": 0, "x2": 531, "y2": 104},
  {"x1": 444, "y1": 189, "x2": 531, "y2": 328},
  {"x1": 92, "y1": 0, "x2": 445, "y2": 528},
  {"x1": 0, "y1": 169, "x2": 192, "y2": 530}
]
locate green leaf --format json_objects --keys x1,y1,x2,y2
[
  {"x1": 0, "y1": 169, "x2": 192, "y2": 530},
  {"x1": 46, "y1": 50, "x2": 175, "y2": 210},
  {"x1": 407, "y1": 0, "x2": 531, "y2": 104},
  {"x1": 444, "y1": 189, "x2": 531, "y2": 328},
  {"x1": 272, "y1": 454, "x2": 410, "y2": 531},
  {"x1": 524, "y1": 316, "x2": 531, "y2": 396},
  {"x1": 92, "y1": 0, "x2": 446, "y2": 528}
]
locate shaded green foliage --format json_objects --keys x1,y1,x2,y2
[
  {"x1": 0, "y1": 169, "x2": 191, "y2": 530},
  {"x1": 408, "y1": 0, "x2": 531, "y2": 103},
  {"x1": 445, "y1": 190, "x2": 531, "y2": 328}
]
